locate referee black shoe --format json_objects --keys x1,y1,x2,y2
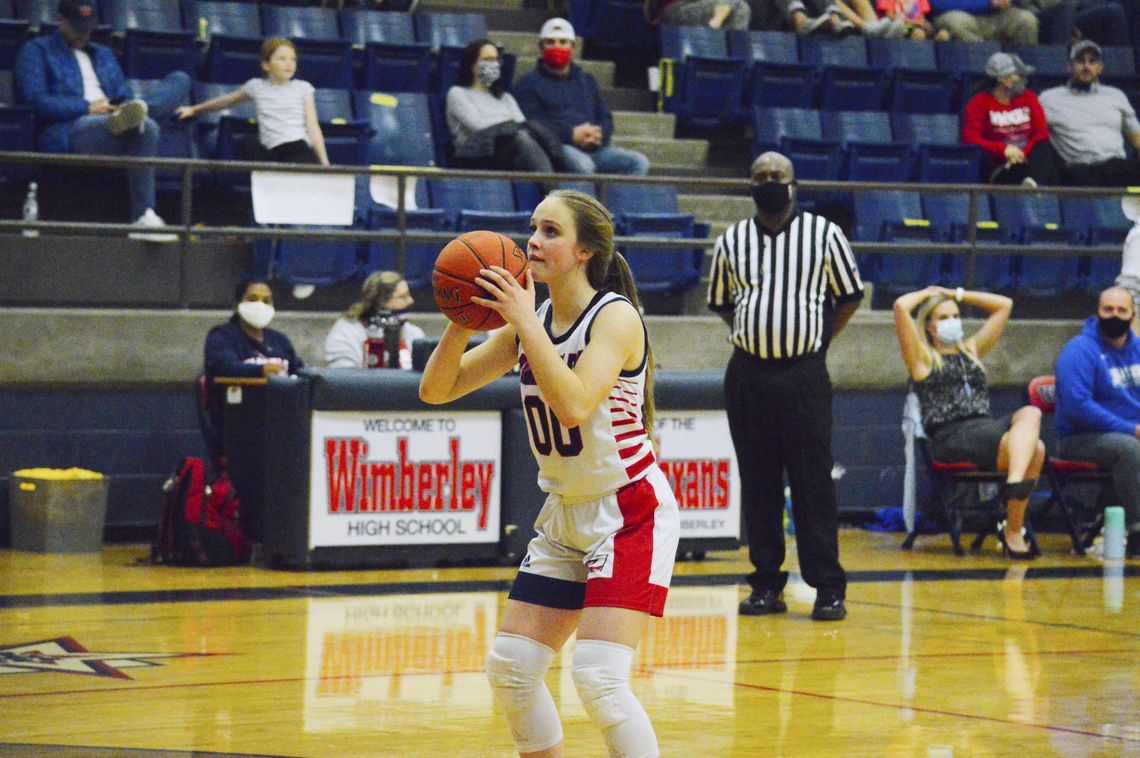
[
  {"x1": 739, "y1": 589, "x2": 787, "y2": 616},
  {"x1": 811, "y1": 591, "x2": 847, "y2": 621}
]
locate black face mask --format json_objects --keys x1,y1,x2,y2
[
  {"x1": 752, "y1": 181, "x2": 793, "y2": 216},
  {"x1": 1098, "y1": 315, "x2": 1132, "y2": 340}
]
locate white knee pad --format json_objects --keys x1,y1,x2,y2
[
  {"x1": 572, "y1": 639, "x2": 659, "y2": 758},
  {"x1": 485, "y1": 633, "x2": 562, "y2": 753}
]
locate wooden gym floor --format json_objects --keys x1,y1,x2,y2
[{"x1": 0, "y1": 530, "x2": 1137, "y2": 758}]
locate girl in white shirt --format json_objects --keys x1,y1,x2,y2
[{"x1": 176, "y1": 37, "x2": 329, "y2": 166}]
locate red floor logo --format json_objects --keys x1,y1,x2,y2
[{"x1": 0, "y1": 637, "x2": 207, "y2": 679}]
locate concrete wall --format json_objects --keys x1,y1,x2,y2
[{"x1": 0, "y1": 308, "x2": 1085, "y2": 389}]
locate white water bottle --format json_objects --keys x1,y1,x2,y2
[
  {"x1": 21, "y1": 182, "x2": 38, "y2": 238},
  {"x1": 1104, "y1": 505, "x2": 1125, "y2": 561}
]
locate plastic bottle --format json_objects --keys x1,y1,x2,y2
[
  {"x1": 22, "y1": 182, "x2": 38, "y2": 239},
  {"x1": 363, "y1": 312, "x2": 403, "y2": 369},
  {"x1": 1104, "y1": 505, "x2": 1125, "y2": 561}
]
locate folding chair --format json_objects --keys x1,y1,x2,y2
[{"x1": 1027, "y1": 375, "x2": 1111, "y2": 555}]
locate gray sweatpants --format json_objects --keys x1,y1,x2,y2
[
  {"x1": 933, "y1": 6, "x2": 1039, "y2": 43},
  {"x1": 662, "y1": 0, "x2": 753, "y2": 30},
  {"x1": 1059, "y1": 431, "x2": 1140, "y2": 530}
]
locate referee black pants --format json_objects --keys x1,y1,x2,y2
[{"x1": 725, "y1": 348, "x2": 847, "y2": 597}]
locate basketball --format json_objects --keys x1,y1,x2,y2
[{"x1": 432, "y1": 230, "x2": 529, "y2": 331}]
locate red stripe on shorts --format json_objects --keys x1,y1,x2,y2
[{"x1": 584, "y1": 475, "x2": 668, "y2": 617}]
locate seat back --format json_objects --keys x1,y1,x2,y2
[
  {"x1": 105, "y1": 0, "x2": 183, "y2": 34},
  {"x1": 867, "y1": 37, "x2": 936, "y2": 71},
  {"x1": 342, "y1": 8, "x2": 417, "y2": 46},
  {"x1": 14, "y1": 0, "x2": 57, "y2": 29},
  {"x1": 889, "y1": 70, "x2": 958, "y2": 114},
  {"x1": 845, "y1": 143, "x2": 912, "y2": 182},
  {"x1": 190, "y1": 1, "x2": 262, "y2": 40},
  {"x1": 892, "y1": 112, "x2": 960, "y2": 148},
  {"x1": 608, "y1": 182, "x2": 682, "y2": 216},
  {"x1": 799, "y1": 36, "x2": 868, "y2": 69},
  {"x1": 1101, "y1": 46, "x2": 1138, "y2": 78},
  {"x1": 727, "y1": 30, "x2": 798, "y2": 65},
  {"x1": 0, "y1": 19, "x2": 29, "y2": 71},
  {"x1": 1027, "y1": 374, "x2": 1056, "y2": 414},
  {"x1": 821, "y1": 110, "x2": 892, "y2": 147},
  {"x1": 261, "y1": 5, "x2": 341, "y2": 42},
  {"x1": 748, "y1": 62, "x2": 817, "y2": 109},
  {"x1": 991, "y1": 193, "x2": 1064, "y2": 239},
  {"x1": 660, "y1": 25, "x2": 729, "y2": 61},
  {"x1": 852, "y1": 190, "x2": 924, "y2": 241},
  {"x1": 818, "y1": 67, "x2": 886, "y2": 111},
  {"x1": 935, "y1": 41, "x2": 1000, "y2": 76},
  {"x1": 916, "y1": 144, "x2": 981, "y2": 184},
  {"x1": 427, "y1": 177, "x2": 516, "y2": 229},
  {"x1": 354, "y1": 90, "x2": 437, "y2": 166},
  {"x1": 753, "y1": 106, "x2": 821, "y2": 151},
  {"x1": 581, "y1": 0, "x2": 657, "y2": 53},
  {"x1": 1061, "y1": 196, "x2": 1132, "y2": 245},
  {"x1": 1006, "y1": 44, "x2": 1068, "y2": 78},
  {"x1": 413, "y1": 12, "x2": 487, "y2": 51}
]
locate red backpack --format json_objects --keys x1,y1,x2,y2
[{"x1": 151, "y1": 457, "x2": 251, "y2": 566}]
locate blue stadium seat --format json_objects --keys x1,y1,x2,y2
[
  {"x1": 915, "y1": 144, "x2": 981, "y2": 184},
  {"x1": 727, "y1": 30, "x2": 799, "y2": 66},
  {"x1": 852, "y1": 189, "x2": 925, "y2": 242},
  {"x1": 343, "y1": 9, "x2": 433, "y2": 92},
  {"x1": 1006, "y1": 44, "x2": 1069, "y2": 78},
  {"x1": 0, "y1": 0, "x2": 13, "y2": 18},
  {"x1": 261, "y1": 5, "x2": 352, "y2": 88},
  {"x1": 747, "y1": 62, "x2": 817, "y2": 109},
  {"x1": 426, "y1": 178, "x2": 523, "y2": 231},
  {"x1": 14, "y1": 0, "x2": 57, "y2": 30},
  {"x1": 607, "y1": 183, "x2": 704, "y2": 295},
  {"x1": 194, "y1": 2, "x2": 263, "y2": 84},
  {"x1": 313, "y1": 88, "x2": 368, "y2": 165},
  {"x1": 0, "y1": 70, "x2": 12, "y2": 103},
  {"x1": 888, "y1": 70, "x2": 958, "y2": 114},
  {"x1": 353, "y1": 90, "x2": 437, "y2": 167},
  {"x1": 866, "y1": 37, "x2": 936, "y2": 72},
  {"x1": 1061, "y1": 196, "x2": 1132, "y2": 246},
  {"x1": 576, "y1": 0, "x2": 657, "y2": 54},
  {"x1": 923, "y1": 192, "x2": 1012, "y2": 289},
  {"x1": 659, "y1": 26, "x2": 747, "y2": 127},
  {"x1": 1101, "y1": 46, "x2": 1138, "y2": 78},
  {"x1": 105, "y1": 0, "x2": 182, "y2": 33},
  {"x1": 752, "y1": 106, "x2": 822, "y2": 152},
  {"x1": 191, "y1": 81, "x2": 257, "y2": 161},
  {"x1": 817, "y1": 67, "x2": 887, "y2": 111},
  {"x1": 854, "y1": 190, "x2": 940, "y2": 296},
  {"x1": 0, "y1": 19, "x2": 29, "y2": 71},
  {"x1": 363, "y1": 178, "x2": 440, "y2": 289},
  {"x1": 799, "y1": 36, "x2": 869, "y2": 70},
  {"x1": 821, "y1": 110, "x2": 893, "y2": 147},
  {"x1": 891, "y1": 112, "x2": 960, "y2": 148},
  {"x1": 992, "y1": 193, "x2": 1082, "y2": 295},
  {"x1": 270, "y1": 229, "x2": 363, "y2": 288},
  {"x1": 935, "y1": 41, "x2": 1000, "y2": 77},
  {"x1": 845, "y1": 143, "x2": 912, "y2": 182},
  {"x1": 0, "y1": 106, "x2": 36, "y2": 184},
  {"x1": 104, "y1": 0, "x2": 194, "y2": 78},
  {"x1": 413, "y1": 12, "x2": 487, "y2": 51}
]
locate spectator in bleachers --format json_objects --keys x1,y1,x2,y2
[
  {"x1": 1118, "y1": 196, "x2": 1140, "y2": 312},
  {"x1": 893, "y1": 285, "x2": 1044, "y2": 559},
  {"x1": 1054, "y1": 285, "x2": 1140, "y2": 558},
  {"x1": 446, "y1": 39, "x2": 561, "y2": 175},
  {"x1": 645, "y1": 0, "x2": 753, "y2": 30},
  {"x1": 930, "y1": 0, "x2": 1039, "y2": 43},
  {"x1": 831, "y1": 0, "x2": 951, "y2": 38},
  {"x1": 1038, "y1": 40, "x2": 1140, "y2": 186},
  {"x1": 324, "y1": 270, "x2": 424, "y2": 369},
  {"x1": 747, "y1": 0, "x2": 857, "y2": 34},
  {"x1": 177, "y1": 38, "x2": 329, "y2": 166},
  {"x1": 1015, "y1": 0, "x2": 1132, "y2": 46},
  {"x1": 13, "y1": 0, "x2": 191, "y2": 241},
  {"x1": 513, "y1": 18, "x2": 651, "y2": 177},
  {"x1": 962, "y1": 52, "x2": 1056, "y2": 186}
]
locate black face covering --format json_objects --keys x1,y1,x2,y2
[
  {"x1": 752, "y1": 181, "x2": 792, "y2": 215},
  {"x1": 1099, "y1": 315, "x2": 1132, "y2": 340}
]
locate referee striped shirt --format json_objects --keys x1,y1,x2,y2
[{"x1": 707, "y1": 212, "x2": 864, "y2": 359}]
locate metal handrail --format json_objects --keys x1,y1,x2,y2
[{"x1": 2, "y1": 150, "x2": 1133, "y2": 306}]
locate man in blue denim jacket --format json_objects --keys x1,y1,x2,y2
[{"x1": 14, "y1": 0, "x2": 191, "y2": 240}]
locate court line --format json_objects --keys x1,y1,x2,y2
[
  {"x1": 853, "y1": 598, "x2": 1140, "y2": 638},
  {"x1": 648, "y1": 668, "x2": 1135, "y2": 743},
  {"x1": 1, "y1": 564, "x2": 1136, "y2": 610}
]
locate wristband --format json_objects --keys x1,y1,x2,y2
[{"x1": 954, "y1": 287, "x2": 964, "y2": 303}]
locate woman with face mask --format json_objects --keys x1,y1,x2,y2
[
  {"x1": 962, "y1": 52, "x2": 1058, "y2": 186},
  {"x1": 445, "y1": 39, "x2": 559, "y2": 174},
  {"x1": 324, "y1": 270, "x2": 425, "y2": 369},
  {"x1": 894, "y1": 286, "x2": 1045, "y2": 558}
]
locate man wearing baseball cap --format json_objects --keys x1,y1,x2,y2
[
  {"x1": 513, "y1": 18, "x2": 650, "y2": 177},
  {"x1": 1038, "y1": 40, "x2": 1140, "y2": 186},
  {"x1": 13, "y1": 0, "x2": 192, "y2": 240}
]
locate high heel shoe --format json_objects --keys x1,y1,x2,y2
[{"x1": 996, "y1": 519, "x2": 1037, "y2": 560}]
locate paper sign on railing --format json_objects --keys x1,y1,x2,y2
[
  {"x1": 370, "y1": 171, "x2": 418, "y2": 211},
  {"x1": 251, "y1": 172, "x2": 355, "y2": 226}
]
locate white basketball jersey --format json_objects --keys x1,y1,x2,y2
[{"x1": 519, "y1": 291, "x2": 656, "y2": 500}]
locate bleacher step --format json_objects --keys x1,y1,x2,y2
[
  {"x1": 602, "y1": 87, "x2": 657, "y2": 112},
  {"x1": 612, "y1": 111, "x2": 674, "y2": 139},
  {"x1": 679, "y1": 194, "x2": 755, "y2": 225},
  {"x1": 612, "y1": 136, "x2": 707, "y2": 168}
]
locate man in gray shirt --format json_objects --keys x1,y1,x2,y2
[{"x1": 1038, "y1": 40, "x2": 1140, "y2": 186}]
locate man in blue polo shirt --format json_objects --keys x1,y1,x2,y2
[
  {"x1": 512, "y1": 18, "x2": 650, "y2": 177},
  {"x1": 14, "y1": 0, "x2": 191, "y2": 240}
]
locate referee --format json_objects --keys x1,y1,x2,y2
[{"x1": 707, "y1": 151, "x2": 864, "y2": 621}]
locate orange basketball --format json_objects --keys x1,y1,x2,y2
[{"x1": 432, "y1": 230, "x2": 529, "y2": 331}]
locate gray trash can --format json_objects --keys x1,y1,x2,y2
[{"x1": 9, "y1": 468, "x2": 108, "y2": 553}]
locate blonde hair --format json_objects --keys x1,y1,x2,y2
[
  {"x1": 260, "y1": 37, "x2": 295, "y2": 64},
  {"x1": 914, "y1": 293, "x2": 984, "y2": 373},
  {"x1": 345, "y1": 270, "x2": 404, "y2": 322},
  {"x1": 546, "y1": 189, "x2": 657, "y2": 442}
]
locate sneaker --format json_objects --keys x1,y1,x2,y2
[
  {"x1": 801, "y1": 14, "x2": 832, "y2": 34},
  {"x1": 739, "y1": 589, "x2": 787, "y2": 616},
  {"x1": 129, "y1": 208, "x2": 178, "y2": 243},
  {"x1": 830, "y1": 18, "x2": 857, "y2": 36},
  {"x1": 107, "y1": 100, "x2": 148, "y2": 136},
  {"x1": 1021, "y1": 176, "x2": 1038, "y2": 188},
  {"x1": 811, "y1": 590, "x2": 847, "y2": 621}
]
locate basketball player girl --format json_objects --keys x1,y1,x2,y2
[{"x1": 419, "y1": 189, "x2": 680, "y2": 758}]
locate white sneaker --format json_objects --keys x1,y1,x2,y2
[
  {"x1": 107, "y1": 100, "x2": 148, "y2": 136},
  {"x1": 1021, "y1": 176, "x2": 1038, "y2": 188},
  {"x1": 129, "y1": 208, "x2": 178, "y2": 243}
]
